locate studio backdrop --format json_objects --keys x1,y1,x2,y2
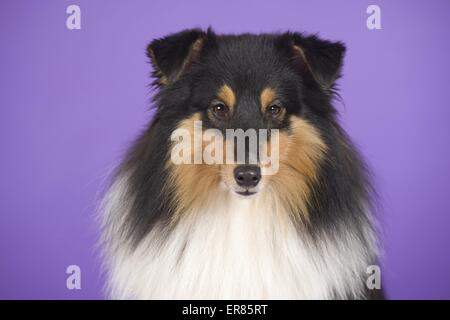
[{"x1": 1, "y1": 0, "x2": 450, "y2": 299}]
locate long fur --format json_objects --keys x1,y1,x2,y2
[{"x1": 100, "y1": 29, "x2": 381, "y2": 299}]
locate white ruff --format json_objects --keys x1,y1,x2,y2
[{"x1": 101, "y1": 177, "x2": 375, "y2": 299}]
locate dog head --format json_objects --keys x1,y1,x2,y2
[{"x1": 147, "y1": 28, "x2": 345, "y2": 215}]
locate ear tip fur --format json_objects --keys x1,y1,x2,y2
[
  {"x1": 146, "y1": 36, "x2": 165, "y2": 61},
  {"x1": 146, "y1": 28, "x2": 210, "y2": 86},
  {"x1": 146, "y1": 28, "x2": 207, "y2": 55}
]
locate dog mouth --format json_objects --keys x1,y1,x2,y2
[
  {"x1": 236, "y1": 190, "x2": 257, "y2": 197},
  {"x1": 233, "y1": 187, "x2": 261, "y2": 198}
]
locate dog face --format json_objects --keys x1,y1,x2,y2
[{"x1": 147, "y1": 29, "x2": 345, "y2": 212}]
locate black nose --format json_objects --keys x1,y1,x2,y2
[{"x1": 234, "y1": 165, "x2": 261, "y2": 188}]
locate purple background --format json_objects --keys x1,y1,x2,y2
[{"x1": 1, "y1": 0, "x2": 449, "y2": 299}]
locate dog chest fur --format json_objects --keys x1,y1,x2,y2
[{"x1": 104, "y1": 183, "x2": 372, "y2": 299}]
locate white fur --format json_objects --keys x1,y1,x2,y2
[{"x1": 101, "y1": 174, "x2": 376, "y2": 299}]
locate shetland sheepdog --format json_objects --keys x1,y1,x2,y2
[{"x1": 100, "y1": 28, "x2": 382, "y2": 299}]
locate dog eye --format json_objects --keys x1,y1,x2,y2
[
  {"x1": 210, "y1": 101, "x2": 229, "y2": 119},
  {"x1": 267, "y1": 102, "x2": 284, "y2": 117}
]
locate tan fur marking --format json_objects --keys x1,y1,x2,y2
[
  {"x1": 267, "y1": 115, "x2": 327, "y2": 223},
  {"x1": 260, "y1": 87, "x2": 277, "y2": 113},
  {"x1": 292, "y1": 45, "x2": 308, "y2": 66},
  {"x1": 217, "y1": 85, "x2": 236, "y2": 110},
  {"x1": 167, "y1": 113, "x2": 221, "y2": 223},
  {"x1": 292, "y1": 44, "x2": 325, "y2": 89},
  {"x1": 148, "y1": 48, "x2": 169, "y2": 86},
  {"x1": 175, "y1": 38, "x2": 204, "y2": 82},
  {"x1": 150, "y1": 37, "x2": 205, "y2": 85}
]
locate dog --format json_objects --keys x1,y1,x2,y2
[{"x1": 100, "y1": 28, "x2": 381, "y2": 299}]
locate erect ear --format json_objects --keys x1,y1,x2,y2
[
  {"x1": 147, "y1": 29, "x2": 208, "y2": 86},
  {"x1": 277, "y1": 32, "x2": 346, "y2": 90}
]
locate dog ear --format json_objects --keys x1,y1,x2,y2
[
  {"x1": 277, "y1": 32, "x2": 346, "y2": 90},
  {"x1": 147, "y1": 29, "x2": 207, "y2": 86}
]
